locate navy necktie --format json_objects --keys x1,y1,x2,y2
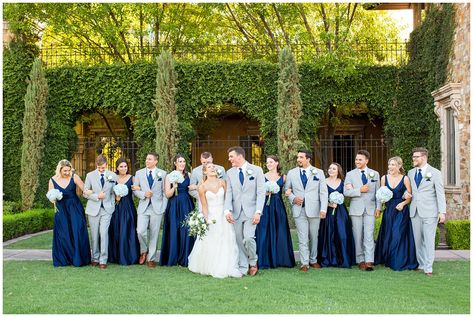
[
  {"x1": 100, "y1": 174, "x2": 104, "y2": 187},
  {"x1": 301, "y1": 170, "x2": 308, "y2": 189},
  {"x1": 239, "y1": 168, "x2": 244, "y2": 186},
  {"x1": 415, "y1": 169, "x2": 423, "y2": 187},
  {"x1": 361, "y1": 170, "x2": 368, "y2": 185},
  {"x1": 148, "y1": 170, "x2": 154, "y2": 188}
]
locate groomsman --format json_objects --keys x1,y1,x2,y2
[
  {"x1": 407, "y1": 147, "x2": 446, "y2": 277},
  {"x1": 133, "y1": 152, "x2": 168, "y2": 268},
  {"x1": 189, "y1": 152, "x2": 226, "y2": 201},
  {"x1": 344, "y1": 150, "x2": 381, "y2": 271},
  {"x1": 285, "y1": 149, "x2": 327, "y2": 272},
  {"x1": 83, "y1": 155, "x2": 117, "y2": 269}
]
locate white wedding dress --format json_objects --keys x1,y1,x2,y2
[{"x1": 188, "y1": 187, "x2": 242, "y2": 278}]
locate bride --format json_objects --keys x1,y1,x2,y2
[{"x1": 188, "y1": 163, "x2": 242, "y2": 278}]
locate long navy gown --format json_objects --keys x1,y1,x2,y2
[
  {"x1": 374, "y1": 175, "x2": 418, "y2": 271},
  {"x1": 160, "y1": 175, "x2": 195, "y2": 267},
  {"x1": 51, "y1": 177, "x2": 91, "y2": 267},
  {"x1": 256, "y1": 176, "x2": 295, "y2": 269},
  {"x1": 317, "y1": 181, "x2": 356, "y2": 268},
  {"x1": 108, "y1": 176, "x2": 140, "y2": 265}
]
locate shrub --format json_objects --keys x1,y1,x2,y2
[
  {"x1": 3, "y1": 201, "x2": 23, "y2": 215},
  {"x1": 446, "y1": 220, "x2": 470, "y2": 250},
  {"x1": 3, "y1": 208, "x2": 55, "y2": 241}
]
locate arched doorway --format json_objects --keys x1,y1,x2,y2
[{"x1": 191, "y1": 104, "x2": 263, "y2": 169}]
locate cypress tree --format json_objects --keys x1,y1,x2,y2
[
  {"x1": 277, "y1": 47, "x2": 305, "y2": 173},
  {"x1": 20, "y1": 58, "x2": 48, "y2": 210},
  {"x1": 153, "y1": 50, "x2": 179, "y2": 169}
]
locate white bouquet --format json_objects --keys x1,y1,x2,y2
[
  {"x1": 376, "y1": 186, "x2": 393, "y2": 203},
  {"x1": 183, "y1": 208, "x2": 214, "y2": 239},
  {"x1": 328, "y1": 191, "x2": 345, "y2": 215},
  {"x1": 113, "y1": 183, "x2": 129, "y2": 198},
  {"x1": 168, "y1": 170, "x2": 185, "y2": 195},
  {"x1": 265, "y1": 181, "x2": 280, "y2": 206},
  {"x1": 46, "y1": 189, "x2": 63, "y2": 213}
]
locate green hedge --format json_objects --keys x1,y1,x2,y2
[
  {"x1": 3, "y1": 201, "x2": 23, "y2": 215},
  {"x1": 3, "y1": 208, "x2": 55, "y2": 241},
  {"x1": 446, "y1": 220, "x2": 470, "y2": 250}
]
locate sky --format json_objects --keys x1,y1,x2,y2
[{"x1": 387, "y1": 9, "x2": 414, "y2": 41}]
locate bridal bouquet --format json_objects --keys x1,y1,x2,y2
[
  {"x1": 376, "y1": 186, "x2": 393, "y2": 203},
  {"x1": 113, "y1": 184, "x2": 129, "y2": 200},
  {"x1": 265, "y1": 181, "x2": 280, "y2": 206},
  {"x1": 328, "y1": 192, "x2": 345, "y2": 215},
  {"x1": 168, "y1": 171, "x2": 185, "y2": 195},
  {"x1": 184, "y1": 208, "x2": 215, "y2": 239},
  {"x1": 46, "y1": 189, "x2": 63, "y2": 213}
]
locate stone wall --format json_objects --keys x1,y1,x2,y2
[{"x1": 445, "y1": 3, "x2": 470, "y2": 219}]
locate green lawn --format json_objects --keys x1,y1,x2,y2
[
  {"x1": 3, "y1": 260, "x2": 469, "y2": 314},
  {"x1": 5, "y1": 229, "x2": 301, "y2": 251}
]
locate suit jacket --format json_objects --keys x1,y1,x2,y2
[
  {"x1": 83, "y1": 170, "x2": 117, "y2": 216},
  {"x1": 133, "y1": 168, "x2": 168, "y2": 215},
  {"x1": 408, "y1": 164, "x2": 446, "y2": 218},
  {"x1": 344, "y1": 167, "x2": 381, "y2": 216},
  {"x1": 224, "y1": 162, "x2": 265, "y2": 220},
  {"x1": 285, "y1": 166, "x2": 328, "y2": 218},
  {"x1": 189, "y1": 164, "x2": 226, "y2": 199}
]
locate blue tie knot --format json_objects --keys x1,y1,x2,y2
[{"x1": 361, "y1": 170, "x2": 368, "y2": 185}]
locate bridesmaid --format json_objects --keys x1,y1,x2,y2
[
  {"x1": 108, "y1": 157, "x2": 140, "y2": 265},
  {"x1": 160, "y1": 154, "x2": 195, "y2": 267},
  {"x1": 48, "y1": 160, "x2": 91, "y2": 267},
  {"x1": 374, "y1": 156, "x2": 418, "y2": 271},
  {"x1": 256, "y1": 155, "x2": 295, "y2": 269},
  {"x1": 317, "y1": 163, "x2": 356, "y2": 268}
]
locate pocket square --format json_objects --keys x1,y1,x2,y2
[
  {"x1": 313, "y1": 176, "x2": 319, "y2": 181},
  {"x1": 426, "y1": 179, "x2": 431, "y2": 182},
  {"x1": 249, "y1": 176, "x2": 255, "y2": 180},
  {"x1": 157, "y1": 178, "x2": 162, "y2": 182},
  {"x1": 371, "y1": 179, "x2": 376, "y2": 182}
]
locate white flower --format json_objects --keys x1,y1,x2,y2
[
  {"x1": 46, "y1": 189, "x2": 63, "y2": 202},
  {"x1": 157, "y1": 172, "x2": 163, "y2": 179},
  {"x1": 246, "y1": 169, "x2": 253, "y2": 176},
  {"x1": 368, "y1": 172, "x2": 375, "y2": 180},
  {"x1": 376, "y1": 186, "x2": 393, "y2": 203},
  {"x1": 168, "y1": 170, "x2": 185, "y2": 184},
  {"x1": 329, "y1": 192, "x2": 345, "y2": 205},
  {"x1": 425, "y1": 172, "x2": 432, "y2": 180},
  {"x1": 113, "y1": 184, "x2": 129, "y2": 197},
  {"x1": 216, "y1": 169, "x2": 223, "y2": 178},
  {"x1": 310, "y1": 168, "x2": 318, "y2": 176},
  {"x1": 265, "y1": 181, "x2": 280, "y2": 194},
  {"x1": 184, "y1": 207, "x2": 211, "y2": 240}
]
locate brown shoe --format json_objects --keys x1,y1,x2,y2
[
  {"x1": 358, "y1": 262, "x2": 367, "y2": 270},
  {"x1": 415, "y1": 268, "x2": 423, "y2": 272},
  {"x1": 365, "y1": 262, "x2": 374, "y2": 271},
  {"x1": 249, "y1": 265, "x2": 258, "y2": 276},
  {"x1": 99, "y1": 264, "x2": 107, "y2": 269},
  {"x1": 139, "y1": 252, "x2": 147, "y2": 265},
  {"x1": 91, "y1": 261, "x2": 99, "y2": 267},
  {"x1": 299, "y1": 265, "x2": 309, "y2": 272},
  {"x1": 425, "y1": 272, "x2": 433, "y2": 277},
  {"x1": 147, "y1": 261, "x2": 156, "y2": 268},
  {"x1": 310, "y1": 263, "x2": 321, "y2": 269}
]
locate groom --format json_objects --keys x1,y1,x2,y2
[{"x1": 224, "y1": 146, "x2": 265, "y2": 276}]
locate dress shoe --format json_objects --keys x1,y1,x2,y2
[
  {"x1": 365, "y1": 262, "x2": 374, "y2": 271},
  {"x1": 147, "y1": 261, "x2": 156, "y2": 268},
  {"x1": 91, "y1": 261, "x2": 99, "y2": 267},
  {"x1": 299, "y1": 265, "x2": 309, "y2": 272},
  {"x1": 415, "y1": 268, "x2": 423, "y2": 272},
  {"x1": 139, "y1": 252, "x2": 147, "y2": 265},
  {"x1": 358, "y1": 262, "x2": 367, "y2": 270},
  {"x1": 249, "y1": 265, "x2": 258, "y2": 276},
  {"x1": 99, "y1": 264, "x2": 107, "y2": 269},
  {"x1": 310, "y1": 263, "x2": 321, "y2": 269},
  {"x1": 425, "y1": 272, "x2": 433, "y2": 277}
]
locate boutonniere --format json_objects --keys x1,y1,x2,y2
[
  {"x1": 106, "y1": 175, "x2": 114, "y2": 183},
  {"x1": 156, "y1": 171, "x2": 163, "y2": 181},
  {"x1": 425, "y1": 172, "x2": 432, "y2": 181},
  {"x1": 310, "y1": 168, "x2": 319, "y2": 181},
  {"x1": 368, "y1": 171, "x2": 376, "y2": 182},
  {"x1": 216, "y1": 169, "x2": 223, "y2": 179},
  {"x1": 246, "y1": 169, "x2": 253, "y2": 177}
]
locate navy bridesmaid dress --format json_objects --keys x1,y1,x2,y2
[
  {"x1": 374, "y1": 175, "x2": 418, "y2": 271},
  {"x1": 108, "y1": 176, "x2": 140, "y2": 265},
  {"x1": 51, "y1": 177, "x2": 91, "y2": 267},
  {"x1": 160, "y1": 175, "x2": 195, "y2": 267},
  {"x1": 317, "y1": 181, "x2": 356, "y2": 268},
  {"x1": 256, "y1": 175, "x2": 295, "y2": 269}
]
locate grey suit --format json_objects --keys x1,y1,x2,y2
[
  {"x1": 344, "y1": 167, "x2": 381, "y2": 264},
  {"x1": 285, "y1": 166, "x2": 328, "y2": 266},
  {"x1": 224, "y1": 162, "x2": 265, "y2": 273},
  {"x1": 189, "y1": 164, "x2": 226, "y2": 200},
  {"x1": 408, "y1": 164, "x2": 446, "y2": 273},
  {"x1": 83, "y1": 169, "x2": 117, "y2": 264},
  {"x1": 133, "y1": 167, "x2": 168, "y2": 262}
]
